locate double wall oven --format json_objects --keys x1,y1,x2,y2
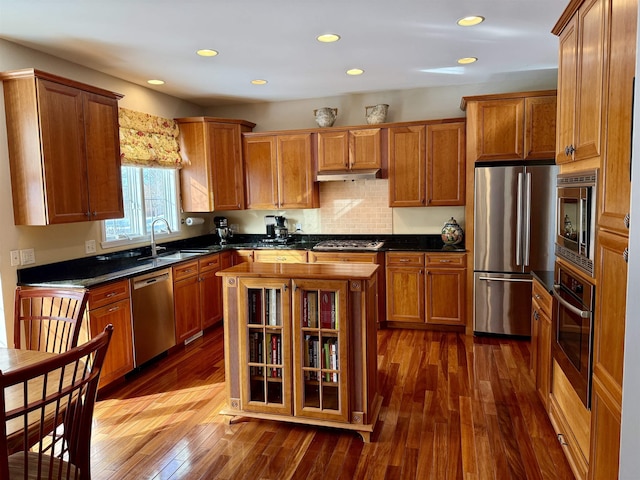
[{"x1": 552, "y1": 169, "x2": 597, "y2": 408}]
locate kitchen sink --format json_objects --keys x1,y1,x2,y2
[{"x1": 138, "y1": 250, "x2": 202, "y2": 263}]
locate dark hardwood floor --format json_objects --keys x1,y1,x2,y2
[{"x1": 91, "y1": 325, "x2": 574, "y2": 479}]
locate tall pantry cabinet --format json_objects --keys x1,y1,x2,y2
[{"x1": 553, "y1": 0, "x2": 637, "y2": 478}]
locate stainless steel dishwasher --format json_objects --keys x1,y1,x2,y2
[{"x1": 130, "y1": 269, "x2": 176, "y2": 367}]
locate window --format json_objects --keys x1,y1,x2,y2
[{"x1": 102, "y1": 166, "x2": 180, "y2": 246}]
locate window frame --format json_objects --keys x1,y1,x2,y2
[{"x1": 101, "y1": 166, "x2": 181, "y2": 249}]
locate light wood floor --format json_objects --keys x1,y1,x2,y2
[{"x1": 91, "y1": 325, "x2": 574, "y2": 479}]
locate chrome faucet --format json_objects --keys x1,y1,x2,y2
[{"x1": 150, "y1": 218, "x2": 172, "y2": 258}]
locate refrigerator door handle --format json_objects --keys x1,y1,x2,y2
[
  {"x1": 477, "y1": 276, "x2": 533, "y2": 283},
  {"x1": 524, "y1": 171, "x2": 532, "y2": 266},
  {"x1": 516, "y1": 172, "x2": 524, "y2": 266}
]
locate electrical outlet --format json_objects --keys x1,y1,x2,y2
[
  {"x1": 295, "y1": 223, "x2": 303, "y2": 232},
  {"x1": 85, "y1": 239, "x2": 97, "y2": 254},
  {"x1": 20, "y1": 248, "x2": 35, "y2": 265},
  {"x1": 10, "y1": 250, "x2": 20, "y2": 267}
]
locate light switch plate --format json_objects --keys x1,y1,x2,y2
[
  {"x1": 20, "y1": 248, "x2": 35, "y2": 265},
  {"x1": 85, "y1": 239, "x2": 97, "y2": 254},
  {"x1": 10, "y1": 250, "x2": 20, "y2": 267}
]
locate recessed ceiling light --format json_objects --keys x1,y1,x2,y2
[
  {"x1": 457, "y1": 16, "x2": 485, "y2": 27},
  {"x1": 147, "y1": 79, "x2": 165, "y2": 85},
  {"x1": 457, "y1": 57, "x2": 478, "y2": 65},
  {"x1": 251, "y1": 79, "x2": 268, "y2": 85},
  {"x1": 346, "y1": 68, "x2": 364, "y2": 76},
  {"x1": 317, "y1": 33, "x2": 341, "y2": 43},
  {"x1": 196, "y1": 49, "x2": 219, "y2": 57}
]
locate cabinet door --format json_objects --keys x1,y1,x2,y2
[
  {"x1": 277, "y1": 133, "x2": 317, "y2": 209},
  {"x1": 524, "y1": 96, "x2": 557, "y2": 161},
  {"x1": 37, "y1": 79, "x2": 90, "y2": 223},
  {"x1": 573, "y1": 0, "x2": 605, "y2": 162},
  {"x1": 388, "y1": 125, "x2": 426, "y2": 207},
  {"x1": 427, "y1": 122, "x2": 465, "y2": 206},
  {"x1": 385, "y1": 266, "x2": 425, "y2": 323},
  {"x1": 556, "y1": 15, "x2": 578, "y2": 164},
  {"x1": 349, "y1": 128, "x2": 381, "y2": 170},
  {"x1": 83, "y1": 92, "x2": 123, "y2": 220},
  {"x1": 598, "y1": 0, "x2": 636, "y2": 235},
  {"x1": 292, "y1": 279, "x2": 349, "y2": 422},
  {"x1": 209, "y1": 122, "x2": 246, "y2": 210},
  {"x1": 317, "y1": 130, "x2": 349, "y2": 171},
  {"x1": 254, "y1": 250, "x2": 308, "y2": 264},
  {"x1": 244, "y1": 135, "x2": 279, "y2": 209},
  {"x1": 425, "y1": 269, "x2": 465, "y2": 326},
  {"x1": 200, "y1": 261, "x2": 222, "y2": 330},
  {"x1": 233, "y1": 250, "x2": 254, "y2": 264},
  {"x1": 239, "y1": 278, "x2": 292, "y2": 415},
  {"x1": 89, "y1": 298, "x2": 134, "y2": 388},
  {"x1": 472, "y1": 98, "x2": 524, "y2": 162},
  {"x1": 537, "y1": 310, "x2": 552, "y2": 410},
  {"x1": 174, "y1": 275, "x2": 202, "y2": 343}
]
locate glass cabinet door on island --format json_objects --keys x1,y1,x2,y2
[
  {"x1": 238, "y1": 278, "x2": 291, "y2": 415},
  {"x1": 293, "y1": 279, "x2": 349, "y2": 422}
]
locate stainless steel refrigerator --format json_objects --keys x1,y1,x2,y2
[{"x1": 474, "y1": 164, "x2": 557, "y2": 336}]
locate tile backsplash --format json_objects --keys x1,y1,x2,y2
[{"x1": 318, "y1": 179, "x2": 393, "y2": 234}]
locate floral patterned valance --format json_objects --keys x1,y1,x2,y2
[{"x1": 119, "y1": 108, "x2": 182, "y2": 168}]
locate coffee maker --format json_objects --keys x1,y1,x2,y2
[
  {"x1": 214, "y1": 216, "x2": 231, "y2": 245},
  {"x1": 264, "y1": 215, "x2": 289, "y2": 243},
  {"x1": 274, "y1": 216, "x2": 288, "y2": 239}
]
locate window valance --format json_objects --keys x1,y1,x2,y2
[{"x1": 119, "y1": 108, "x2": 182, "y2": 168}]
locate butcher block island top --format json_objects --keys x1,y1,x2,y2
[{"x1": 217, "y1": 262, "x2": 381, "y2": 442}]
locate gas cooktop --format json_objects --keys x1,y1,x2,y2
[{"x1": 313, "y1": 240, "x2": 385, "y2": 251}]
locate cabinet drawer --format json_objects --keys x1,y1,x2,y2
[
  {"x1": 254, "y1": 250, "x2": 308, "y2": 263},
  {"x1": 309, "y1": 252, "x2": 379, "y2": 264},
  {"x1": 533, "y1": 279, "x2": 553, "y2": 318},
  {"x1": 172, "y1": 260, "x2": 199, "y2": 281},
  {"x1": 425, "y1": 253, "x2": 466, "y2": 268},
  {"x1": 385, "y1": 252, "x2": 424, "y2": 266},
  {"x1": 199, "y1": 253, "x2": 220, "y2": 272},
  {"x1": 89, "y1": 279, "x2": 130, "y2": 310}
]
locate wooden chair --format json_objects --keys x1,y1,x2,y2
[
  {"x1": 14, "y1": 286, "x2": 89, "y2": 353},
  {"x1": 0, "y1": 325, "x2": 113, "y2": 480}
]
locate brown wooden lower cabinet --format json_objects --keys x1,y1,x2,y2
[
  {"x1": 531, "y1": 278, "x2": 552, "y2": 410},
  {"x1": 219, "y1": 262, "x2": 381, "y2": 442},
  {"x1": 385, "y1": 251, "x2": 466, "y2": 327},
  {"x1": 173, "y1": 260, "x2": 201, "y2": 343},
  {"x1": 87, "y1": 279, "x2": 134, "y2": 389}
]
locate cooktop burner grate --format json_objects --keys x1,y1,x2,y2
[{"x1": 313, "y1": 240, "x2": 385, "y2": 251}]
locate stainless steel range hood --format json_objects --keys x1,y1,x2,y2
[{"x1": 316, "y1": 169, "x2": 381, "y2": 182}]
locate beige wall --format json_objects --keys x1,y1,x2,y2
[{"x1": 0, "y1": 38, "x2": 558, "y2": 345}]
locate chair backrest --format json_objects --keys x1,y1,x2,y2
[
  {"x1": 14, "y1": 286, "x2": 90, "y2": 354},
  {"x1": 0, "y1": 325, "x2": 113, "y2": 480}
]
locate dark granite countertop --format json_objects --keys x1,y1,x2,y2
[
  {"x1": 531, "y1": 270, "x2": 555, "y2": 293},
  {"x1": 17, "y1": 233, "x2": 467, "y2": 288}
]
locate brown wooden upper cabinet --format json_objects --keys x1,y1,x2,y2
[
  {"x1": 176, "y1": 117, "x2": 255, "y2": 212},
  {"x1": 461, "y1": 91, "x2": 557, "y2": 163},
  {"x1": 0, "y1": 69, "x2": 124, "y2": 225},
  {"x1": 243, "y1": 133, "x2": 319, "y2": 209},
  {"x1": 554, "y1": 0, "x2": 605, "y2": 165},
  {"x1": 317, "y1": 128, "x2": 382, "y2": 172},
  {"x1": 388, "y1": 120, "x2": 465, "y2": 207}
]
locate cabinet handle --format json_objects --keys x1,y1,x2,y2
[
  {"x1": 564, "y1": 145, "x2": 575, "y2": 156},
  {"x1": 283, "y1": 284, "x2": 288, "y2": 291},
  {"x1": 92, "y1": 211, "x2": 97, "y2": 216},
  {"x1": 85, "y1": 211, "x2": 90, "y2": 217},
  {"x1": 533, "y1": 310, "x2": 539, "y2": 321},
  {"x1": 438, "y1": 259, "x2": 452, "y2": 263},
  {"x1": 624, "y1": 213, "x2": 630, "y2": 229},
  {"x1": 557, "y1": 433, "x2": 568, "y2": 446},
  {"x1": 534, "y1": 294, "x2": 541, "y2": 300},
  {"x1": 275, "y1": 256, "x2": 286, "y2": 261},
  {"x1": 419, "y1": 269, "x2": 424, "y2": 275},
  {"x1": 106, "y1": 292, "x2": 117, "y2": 298},
  {"x1": 623, "y1": 247, "x2": 629, "y2": 263},
  {"x1": 183, "y1": 269, "x2": 195, "y2": 274},
  {"x1": 399, "y1": 259, "x2": 410, "y2": 262},
  {"x1": 107, "y1": 306, "x2": 120, "y2": 313}
]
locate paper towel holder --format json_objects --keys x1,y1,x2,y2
[{"x1": 183, "y1": 217, "x2": 205, "y2": 226}]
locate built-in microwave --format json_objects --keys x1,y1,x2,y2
[{"x1": 555, "y1": 170, "x2": 597, "y2": 277}]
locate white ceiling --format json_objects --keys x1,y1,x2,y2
[{"x1": 0, "y1": 0, "x2": 566, "y2": 107}]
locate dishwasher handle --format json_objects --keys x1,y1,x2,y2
[{"x1": 133, "y1": 272, "x2": 171, "y2": 290}]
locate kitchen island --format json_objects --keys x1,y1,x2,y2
[{"x1": 217, "y1": 262, "x2": 381, "y2": 441}]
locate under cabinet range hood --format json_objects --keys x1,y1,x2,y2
[{"x1": 316, "y1": 169, "x2": 381, "y2": 182}]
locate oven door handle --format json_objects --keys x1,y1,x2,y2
[{"x1": 552, "y1": 285, "x2": 591, "y2": 318}]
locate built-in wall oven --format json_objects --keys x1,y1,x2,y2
[
  {"x1": 552, "y1": 262, "x2": 595, "y2": 408},
  {"x1": 555, "y1": 170, "x2": 597, "y2": 277}
]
